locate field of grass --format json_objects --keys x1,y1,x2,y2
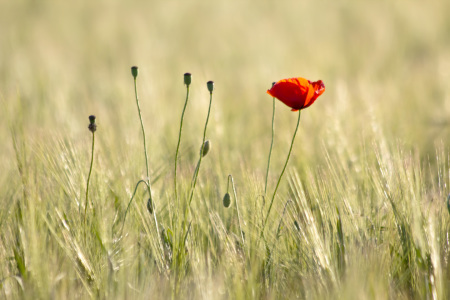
[{"x1": 1, "y1": 0, "x2": 450, "y2": 299}]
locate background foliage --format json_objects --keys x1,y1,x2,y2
[{"x1": 1, "y1": 0, "x2": 450, "y2": 299}]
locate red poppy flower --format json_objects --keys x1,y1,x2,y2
[{"x1": 267, "y1": 77, "x2": 325, "y2": 111}]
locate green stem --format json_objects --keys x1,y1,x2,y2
[
  {"x1": 229, "y1": 175, "x2": 245, "y2": 249},
  {"x1": 261, "y1": 110, "x2": 301, "y2": 238},
  {"x1": 188, "y1": 91, "x2": 213, "y2": 207},
  {"x1": 174, "y1": 86, "x2": 190, "y2": 202},
  {"x1": 120, "y1": 179, "x2": 150, "y2": 235},
  {"x1": 133, "y1": 77, "x2": 163, "y2": 258},
  {"x1": 190, "y1": 159, "x2": 201, "y2": 189},
  {"x1": 133, "y1": 78, "x2": 153, "y2": 199},
  {"x1": 84, "y1": 132, "x2": 95, "y2": 226},
  {"x1": 274, "y1": 200, "x2": 292, "y2": 239},
  {"x1": 264, "y1": 97, "x2": 276, "y2": 195}
]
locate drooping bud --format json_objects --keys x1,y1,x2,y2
[
  {"x1": 223, "y1": 193, "x2": 231, "y2": 208},
  {"x1": 147, "y1": 198, "x2": 153, "y2": 214},
  {"x1": 294, "y1": 220, "x2": 300, "y2": 231},
  {"x1": 447, "y1": 194, "x2": 450, "y2": 215},
  {"x1": 131, "y1": 66, "x2": 138, "y2": 79},
  {"x1": 184, "y1": 73, "x2": 192, "y2": 86},
  {"x1": 200, "y1": 140, "x2": 211, "y2": 157},
  {"x1": 207, "y1": 81, "x2": 214, "y2": 93},
  {"x1": 88, "y1": 115, "x2": 97, "y2": 133}
]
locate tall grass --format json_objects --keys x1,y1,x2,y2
[{"x1": 1, "y1": 0, "x2": 450, "y2": 299}]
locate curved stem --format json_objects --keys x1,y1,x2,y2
[
  {"x1": 120, "y1": 180, "x2": 150, "y2": 234},
  {"x1": 133, "y1": 77, "x2": 163, "y2": 258},
  {"x1": 261, "y1": 110, "x2": 301, "y2": 237},
  {"x1": 174, "y1": 86, "x2": 190, "y2": 202},
  {"x1": 133, "y1": 78, "x2": 153, "y2": 199},
  {"x1": 264, "y1": 98, "x2": 276, "y2": 195},
  {"x1": 84, "y1": 132, "x2": 95, "y2": 226}
]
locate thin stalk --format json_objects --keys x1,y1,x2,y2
[
  {"x1": 133, "y1": 77, "x2": 153, "y2": 200},
  {"x1": 190, "y1": 159, "x2": 201, "y2": 188},
  {"x1": 174, "y1": 85, "x2": 190, "y2": 201},
  {"x1": 229, "y1": 175, "x2": 245, "y2": 249},
  {"x1": 274, "y1": 200, "x2": 292, "y2": 240},
  {"x1": 188, "y1": 91, "x2": 213, "y2": 207},
  {"x1": 84, "y1": 132, "x2": 95, "y2": 226},
  {"x1": 260, "y1": 110, "x2": 301, "y2": 238},
  {"x1": 264, "y1": 97, "x2": 276, "y2": 195},
  {"x1": 132, "y1": 76, "x2": 164, "y2": 256}
]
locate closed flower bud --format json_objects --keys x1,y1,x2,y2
[
  {"x1": 147, "y1": 198, "x2": 153, "y2": 214},
  {"x1": 131, "y1": 66, "x2": 138, "y2": 78},
  {"x1": 207, "y1": 81, "x2": 214, "y2": 93},
  {"x1": 88, "y1": 115, "x2": 97, "y2": 133},
  {"x1": 200, "y1": 140, "x2": 211, "y2": 157},
  {"x1": 447, "y1": 194, "x2": 450, "y2": 215},
  {"x1": 294, "y1": 220, "x2": 300, "y2": 231},
  {"x1": 223, "y1": 193, "x2": 231, "y2": 208},
  {"x1": 184, "y1": 73, "x2": 192, "y2": 86}
]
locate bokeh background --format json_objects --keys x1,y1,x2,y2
[
  {"x1": 1, "y1": 0, "x2": 449, "y2": 162},
  {"x1": 1, "y1": 0, "x2": 450, "y2": 298}
]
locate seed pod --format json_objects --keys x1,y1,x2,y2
[
  {"x1": 88, "y1": 115, "x2": 97, "y2": 133},
  {"x1": 207, "y1": 81, "x2": 214, "y2": 93},
  {"x1": 131, "y1": 66, "x2": 138, "y2": 78},
  {"x1": 294, "y1": 220, "x2": 300, "y2": 231},
  {"x1": 447, "y1": 194, "x2": 450, "y2": 215},
  {"x1": 147, "y1": 198, "x2": 153, "y2": 214},
  {"x1": 223, "y1": 193, "x2": 231, "y2": 208},
  {"x1": 200, "y1": 140, "x2": 211, "y2": 157},
  {"x1": 184, "y1": 73, "x2": 192, "y2": 86}
]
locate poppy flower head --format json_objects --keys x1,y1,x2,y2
[{"x1": 267, "y1": 77, "x2": 325, "y2": 111}]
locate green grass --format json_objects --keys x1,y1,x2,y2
[{"x1": 1, "y1": 0, "x2": 450, "y2": 299}]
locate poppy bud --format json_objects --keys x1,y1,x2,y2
[
  {"x1": 131, "y1": 66, "x2": 138, "y2": 79},
  {"x1": 294, "y1": 220, "x2": 300, "y2": 231},
  {"x1": 88, "y1": 115, "x2": 97, "y2": 133},
  {"x1": 207, "y1": 81, "x2": 214, "y2": 93},
  {"x1": 184, "y1": 73, "x2": 192, "y2": 86},
  {"x1": 223, "y1": 193, "x2": 231, "y2": 208},
  {"x1": 447, "y1": 194, "x2": 450, "y2": 215},
  {"x1": 200, "y1": 140, "x2": 211, "y2": 157},
  {"x1": 147, "y1": 197, "x2": 153, "y2": 214}
]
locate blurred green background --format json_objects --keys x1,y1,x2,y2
[
  {"x1": 1, "y1": 0, "x2": 450, "y2": 298},
  {"x1": 1, "y1": 0, "x2": 449, "y2": 159}
]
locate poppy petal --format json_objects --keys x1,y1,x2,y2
[
  {"x1": 267, "y1": 78, "x2": 310, "y2": 110},
  {"x1": 303, "y1": 80, "x2": 325, "y2": 109},
  {"x1": 268, "y1": 77, "x2": 325, "y2": 111}
]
